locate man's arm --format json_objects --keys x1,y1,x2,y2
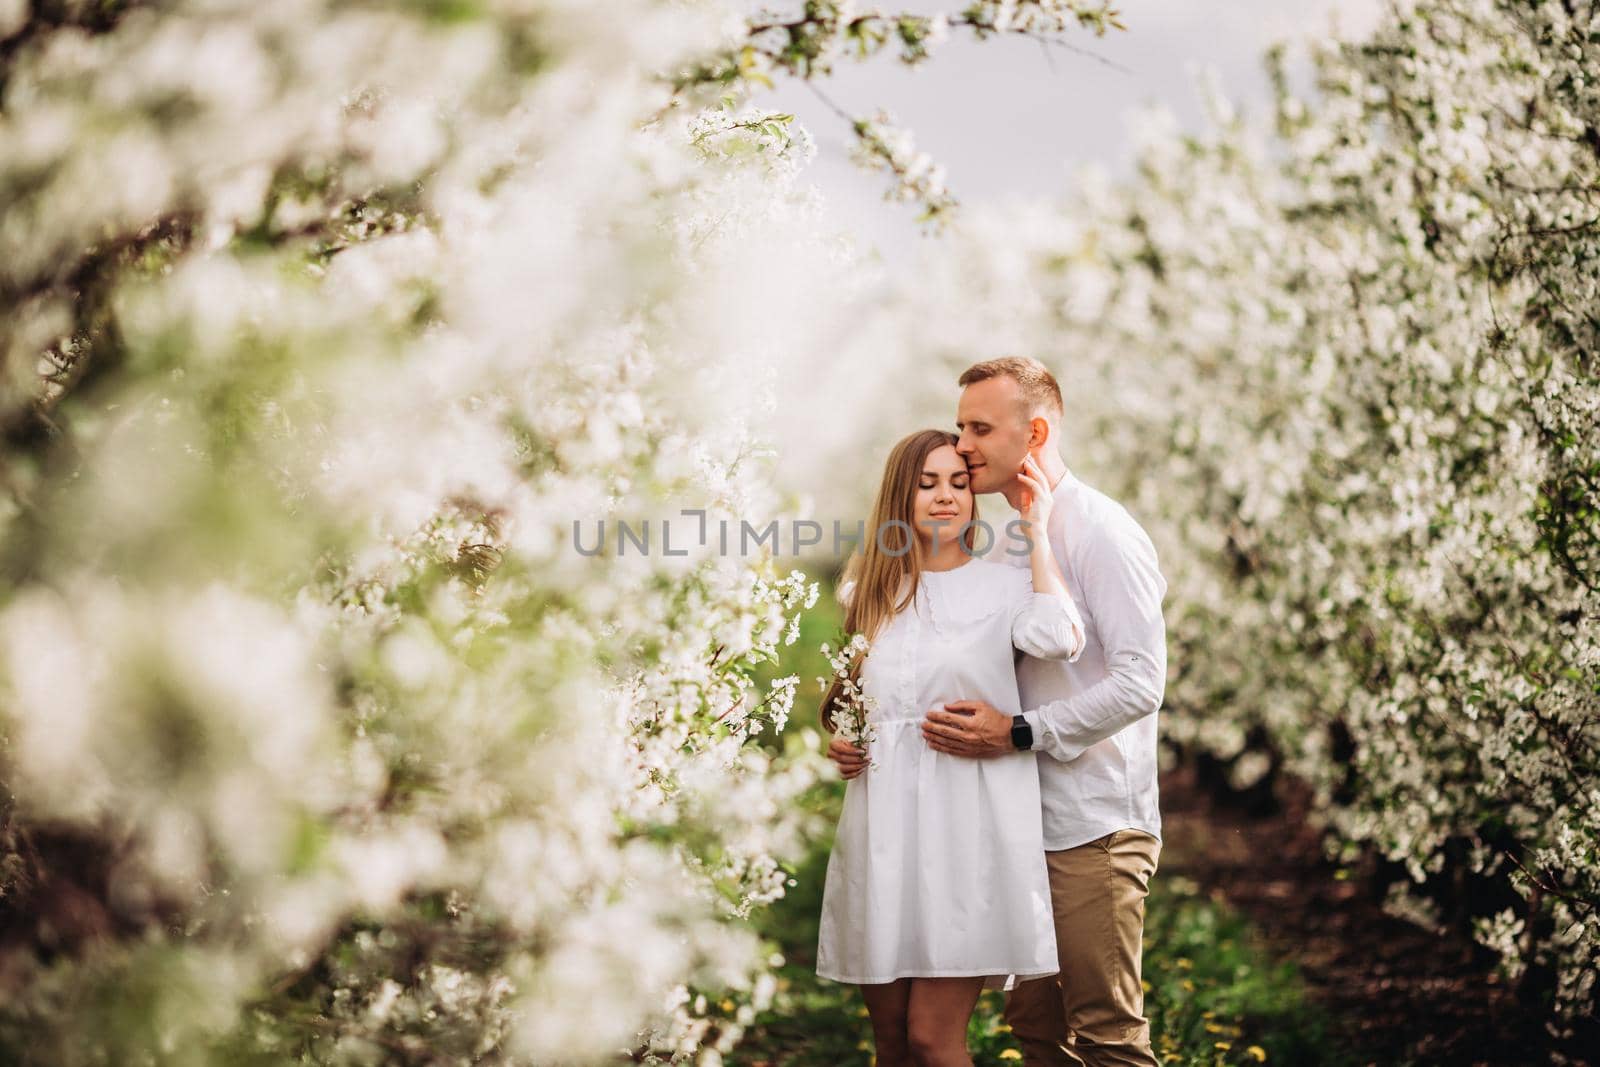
[{"x1": 1020, "y1": 512, "x2": 1167, "y2": 763}]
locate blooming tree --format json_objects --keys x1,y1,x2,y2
[{"x1": 0, "y1": 0, "x2": 1120, "y2": 1063}]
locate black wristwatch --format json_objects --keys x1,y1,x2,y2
[{"x1": 1010, "y1": 714, "x2": 1034, "y2": 751}]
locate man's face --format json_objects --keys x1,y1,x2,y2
[{"x1": 955, "y1": 377, "x2": 1033, "y2": 495}]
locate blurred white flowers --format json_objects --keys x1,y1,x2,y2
[{"x1": 0, "y1": 1, "x2": 859, "y2": 1063}]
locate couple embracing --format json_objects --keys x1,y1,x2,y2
[{"x1": 815, "y1": 357, "x2": 1167, "y2": 1067}]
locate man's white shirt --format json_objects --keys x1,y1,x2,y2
[{"x1": 987, "y1": 468, "x2": 1167, "y2": 851}]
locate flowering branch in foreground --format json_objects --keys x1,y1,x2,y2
[{"x1": 664, "y1": 0, "x2": 1126, "y2": 227}]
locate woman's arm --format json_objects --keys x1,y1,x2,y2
[
  {"x1": 1011, "y1": 565, "x2": 1085, "y2": 661},
  {"x1": 1028, "y1": 522, "x2": 1071, "y2": 602},
  {"x1": 1012, "y1": 455, "x2": 1084, "y2": 659}
]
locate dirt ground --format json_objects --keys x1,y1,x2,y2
[{"x1": 1157, "y1": 767, "x2": 1593, "y2": 1067}]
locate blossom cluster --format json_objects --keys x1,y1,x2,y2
[
  {"x1": 818, "y1": 631, "x2": 879, "y2": 767},
  {"x1": 850, "y1": 109, "x2": 956, "y2": 223}
]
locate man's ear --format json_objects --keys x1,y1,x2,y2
[{"x1": 1028, "y1": 416, "x2": 1050, "y2": 449}]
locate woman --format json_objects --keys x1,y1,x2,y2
[{"x1": 815, "y1": 428, "x2": 1085, "y2": 1067}]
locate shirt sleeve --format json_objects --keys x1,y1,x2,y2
[
  {"x1": 1020, "y1": 512, "x2": 1167, "y2": 762},
  {"x1": 1010, "y1": 573, "x2": 1085, "y2": 662}
]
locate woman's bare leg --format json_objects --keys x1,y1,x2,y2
[
  {"x1": 905, "y1": 976, "x2": 985, "y2": 1067},
  {"x1": 859, "y1": 978, "x2": 914, "y2": 1067}
]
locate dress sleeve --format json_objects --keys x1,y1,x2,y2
[{"x1": 1009, "y1": 570, "x2": 1085, "y2": 662}]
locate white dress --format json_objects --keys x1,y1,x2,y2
[{"x1": 815, "y1": 557, "x2": 1085, "y2": 989}]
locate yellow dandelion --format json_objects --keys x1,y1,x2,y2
[
  {"x1": 1215, "y1": 1041, "x2": 1232, "y2": 1051},
  {"x1": 999, "y1": 1051, "x2": 1023, "y2": 1061},
  {"x1": 1247, "y1": 1046, "x2": 1268, "y2": 1062}
]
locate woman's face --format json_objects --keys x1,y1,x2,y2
[{"x1": 913, "y1": 444, "x2": 973, "y2": 549}]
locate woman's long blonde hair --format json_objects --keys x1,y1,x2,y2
[{"x1": 820, "y1": 429, "x2": 975, "y2": 732}]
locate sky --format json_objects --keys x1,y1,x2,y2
[{"x1": 749, "y1": 0, "x2": 1388, "y2": 268}]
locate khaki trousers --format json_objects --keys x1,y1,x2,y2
[{"x1": 1003, "y1": 829, "x2": 1161, "y2": 1067}]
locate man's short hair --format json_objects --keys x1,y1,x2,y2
[{"x1": 958, "y1": 356, "x2": 1064, "y2": 419}]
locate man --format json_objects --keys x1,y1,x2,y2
[{"x1": 826, "y1": 356, "x2": 1167, "y2": 1067}]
